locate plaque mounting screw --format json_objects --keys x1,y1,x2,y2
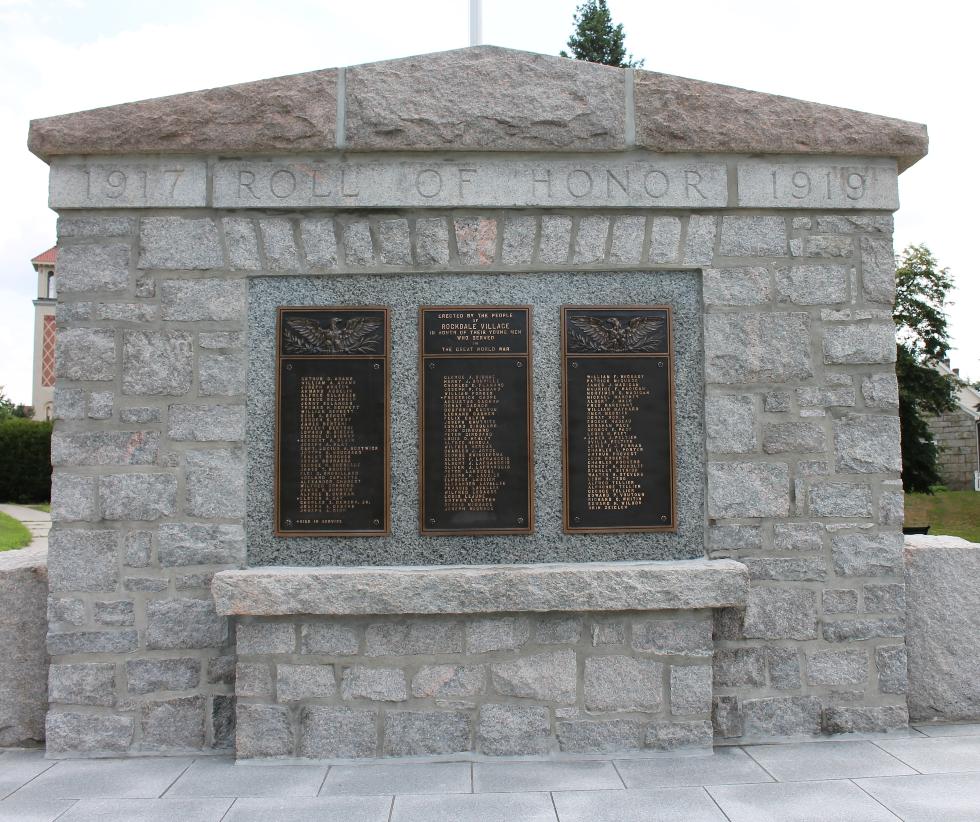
[
  {"x1": 658, "y1": 361, "x2": 664, "y2": 368},
  {"x1": 373, "y1": 362, "x2": 380, "y2": 369},
  {"x1": 372, "y1": 518, "x2": 381, "y2": 526},
  {"x1": 574, "y1": 516, "x2": 581, "y2": 523},
  {"x1": 286, "y1": 363, "x2": 293, "y2": 370},
  {"x1": 660, "y1": 514, "x2": 668, "y2": 522},
  {"x1": 428, "y1": 517, "x2": 436, "y2": 525},
  {"x1": 571, "y1": 361, "x2": 578, "y2": 368},
  {"x1": 285, "y1": 519, "x2": 293, "y2": 526},
  {"x1": 517, "y1": 516, "x2": 525, "y2": 525},
  {"x1": 515, "y1": 361, "x2": 523, "y2": 368},
  {"x1": 428, "y1": 362, "x2": 435, "y2": 370}
]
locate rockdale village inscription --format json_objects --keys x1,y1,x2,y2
[
  {"x1": 275, "y1": 307, "x2": 390, "y2": 536},
  {"x1": 420, "y1": 307, "x2": 533, "y2": 535},
  {"x1": 562, "y1": 306, "x2": 675, "y2": 532}
]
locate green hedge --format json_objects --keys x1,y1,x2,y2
[{"x1": 0, "y1": 419, "x2": 52, "y2": 503}]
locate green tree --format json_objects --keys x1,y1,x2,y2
[
  {"x1": 560, "y1": 0, "x2": 644, "y2": 68},
  {"x1": 0, "y1": 387, "x2": 14, "y2": 421},
  {"x1": 894, "y1": 245, "x2": 958, "y2": 493}
]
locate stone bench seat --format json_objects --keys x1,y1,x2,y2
[{"x1": 211, "y1": 558, "x2": 749, "y2": 617}]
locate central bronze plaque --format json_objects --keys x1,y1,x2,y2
[
  {"x1": 275, "y1": 306, "x2": 390, "y2": 536},
  {"x1": 420, "y1": 306, "x2": 534, "y2": 535},
  {"x1": 562, "y1": 306, "x2": 675, "y2": 533}
]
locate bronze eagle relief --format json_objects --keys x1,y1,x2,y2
[
  {"x1": 565, "y1": 308, "x2": 668, "y2": 354},
  {"x1": 282, "y1": 313, "x2": 384, "y2": 355}
]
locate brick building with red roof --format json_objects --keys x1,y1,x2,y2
[{"x1": 30, "y1": 244, "x2": 57, "y2": 419}]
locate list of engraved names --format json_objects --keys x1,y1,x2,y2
[{"x1": 585, "y1": 373, "x2": 649, "y2": 511}]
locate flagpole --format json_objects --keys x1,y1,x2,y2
[{"x1": 469, "y1": 0, "x2": 482, "y2": 46}]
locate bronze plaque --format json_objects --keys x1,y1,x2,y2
[
  {"x1": 562, "y1": 306, "x2": 675, "y2": 532},
  {"x1": 420, "y1": 306, "x2": 533, "y2": 535},
  {"x1": 275, "y1": 307, "x2": 389, "y2": 536}
]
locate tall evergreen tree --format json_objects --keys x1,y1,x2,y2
[
  {"x1": 893, "y1": 245, "x2": 958, "y2": 493},
  {"x1": 560, "y1": 0, "x2": 644, "y2": 68}
]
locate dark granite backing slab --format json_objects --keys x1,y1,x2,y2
[{"x1": 247, "y1": 271, "x2": 705, "y2": 566}]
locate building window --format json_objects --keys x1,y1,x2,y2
[
  {"x1": 42, "y1": 314, "x2": 56, "y2": 387},
  {"x1": 47, "y1": 271, "x2": 56, "y2": 300}
]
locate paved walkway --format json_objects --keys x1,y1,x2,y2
[
  {"x1": 0, "y1": 503, "x2": 51, "y2": 546},
  {"x1": 1, "y1": 723, "x2": 978, "y2": 821}
]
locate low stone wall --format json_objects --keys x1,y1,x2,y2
[
  {"x1": 905, "y1": 534, "x2": 980, "y2": 722},
  {"x1": 0, "y1": 543, "x2": 48, "y2": 746},
  {"x1": 235, "y1": 610, "x2": 714, "y2": 758}
]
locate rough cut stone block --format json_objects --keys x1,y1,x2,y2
[
  {"x1": 140, "y1": 695, "x2": 206, "y2": 750},
  {"x1": 346, "y1": 47, "x2": 625, "y2": 151},
  {"x1": 146, "y1": 598, "x2": 226, "y2": 649},
  {"x1": 822, "y1": 617, "x2": 905, "y2": 642},
  {"x1": 712, "y1": 696, "x2": 743, "y2": 739},
  {"x1": 648, "y1": 216, "x2": 683, "y2": 263},
  {"x1": 491, "y1": 650, "x2": 576, "y2": 703},
  {"x1": 609, "y1": 216, "x2": 645, "y2": 264},
  {"x1": 157, "y1": 523, "x2": 245, "y2": 567},
  {"x1": 238, "y1": 703, "x2": 292, "y2": 758},
  {"x1": 414, "y1": 217, "x2": 450, "y2": 266},
  {"x1": 237, "y1": 622, "x2": 295, "y2": 655},
  {"x1": 50, "y1": 473, "x2": 97, "y2": 521},
  {"x1": 682, "y1": 215, "x2": 716, "y2": 265},
  {"x1": 706, "y1": 395, "x2": 757, "y2": 454},
  {"x1": 454, "y1": 217, "x2": 497, "y2": 266},
  {"x1": 375, "y1": 218, "x2": 411, "y2": 266},
  {"x1": 298, "y1": 706, "x2": 375, "y2": 759},
  {"x1": 556, "y1": 719, "x2": 644, "y2": 753},
  {"x1": 383, "y1": 710, "x2": 470, "y2": 757},
  {"x1": 259, "y1": 217, "x2": 301, "y2": 271},
  {"x1": 807, "y1": 649, "x2": 868, "y2": 686},
  {"x1": 767, "y1": 647, "x2": 802, "y2": 689},
  {"x1": 58, "y1": 215, "x2": 138, "y2": 239},
  {"x1": 412, "y1": 664, "x2": 485, "y2": 698},
  {"x1": 536, "y1": 615, "x2": 583, "y2": 644},
  {"x1": 300, "y1": 217, "x2": 338, "y2": 269},
  {"x1": 199, "y1": 350, "x2": 246, "y2": 397},
  {"x1": 48, "y1": 529, "x2": 118, "y2": 592},
  {"x1": 365, "y1": 619, "x2": 462, "y2": 656},
  {"x1": 538, "y1": 216, "x2": 572, "y2": 264},
  {"x1": 823, "y1": 323, "x2": 896, "y2": 365},
  {"x1": 703, "y1": 267, "x2": 770, "y2": 306},
  {"x1": 822, "y1": 705, "x2": 908, "y2": 734},
  {"x1": 87, "y1": 391, "x2": 114, "y2": 418},
  {"x1": 646, "y1": 720, "x2": 713, "y2": 750},
  {"x1": 48, "y1": 596, "x2": 85, "y2": 627},
  {"x1": 823, "y1": 589, "x2": 859, "y2": 614},
  {"x1": 708, "y1": 462, "x2": 790, "y2": 518},
  {"x1": 168, "y1": 404, "x2": 245, "y2": 442},
  {"x1": 139, "y1": 217, "x2": 222, "y2": 269},
  {"x1": 223, "y1": 217, "x2": 260, "y2": 270},
  {"x1": 122, "y1": 330, "x2": 193, "y2": 395},
  {"x1": 466, "y1": 617, "x2": 529, "y2": 654},
  {"x1": 343, "y1": 221, "x2": 374, "y2": 266},
  {"x1": 816, "y1": 215, "x2": 893, "y2": 234},
  {"x1": 704, "y1": 312, "x2": 811, "y2": 383},
  {"x1": 742, "y1": 696, "x2": 822, "y2": 737},
  {"x1": 742, "y1": 557, "x2": 826, "y2": 582},
  {"x1": 905, "y1": 534, "x2": 980, "y2": 721},
  {"x1": 862, "y1": 373, "x2": 899, "y2": 409},
  {"x1": 720, "y1": 216, "x2": 787, "y2": 256},
  {"x1": 863, "y1": 583, "x2": 905, "y2": 613},
  {"x1": 52, "y1": 431, "x2": 159, "y2": 467},
  {"x1": 160, "y1": 278, "x2": 246, "y2": 322},
  {"x1": 279, "y1": 664, "x2": 337, "y2": 701},
  {"x1": 342, "y1": 666, "x2": 407, "y2": 702},
  {"x1": 99, "y1": 473, "x2": 176, "y2": 521},
  {"x1": 808, "y1": 482, "x2": 873, "y2": 518},
  {"x1": 592, "y1": 620, "x2": 626, "y2": 646},
  {"x1": 775, "y1": 265, "x2": 849, "y2": 305},
  {"x1": 876, "y1": 645, "x2": 908, "y2": 694},
  {"x1": 632, "y1": 618, "x2": 712, "y2": 656},
  {"x1": 94, "y1": 600, "x2": 134, "y2": 626},
  {"x1": 119, "y1": 407, "x2": 161, "y2": 424},
  {"x1": 713, "y1": 648, "x2": 766, "y2": 687},
  {"x1": 804, "y1": 235, "x2": 853, "y2": 257},
  {"x1": 478, "y1": 704, "x2": 550, "y2": 756},
  {"x1": 301, "y1": 622, "x2": 360, "y2": 655},
  {"x1": 127, "y1": 658, "x2": 201, "y2": 695},
  {"x1": 199, "y1": 331, "x2": 243, "y2": 350},
  {"x1": 57, "y1": 243, "x2": 130, "y2": 293},
  {"x1": 46, "y1": 712, "x2": 133, "y2": 754},
  {"x1": 500, "y1": 216, "x2": 536, "y2": 264},
  {"x1": 585, "y1": 656, "x2": 663, "y2": 712},
  {"x1": 762, "y1": 422, "x2": 826, "y2": 454},
  {"x1": 573, "y1": 216, "x2": 609, "y2": 264},
  {"x1": 861, "y1": 236, "x2": 896, "y2": 304},
  {"x1": 709, "y1": 524, "x2": 762, "y2": 553},
  {"x1": 54, "y1": 387, "x2": 86, "y2": 420},
  {"x1": 235, "y1": 663, "x2": 272, "y2": 697},
  {"x1": 184, "y1": 449, "x2": 245, "y2": 519},
  {"x1": 49, "y1": 663, "x2": 115, "y2": 706},
  {"x1": 670, "y1": 665, "x2": 712, "y2": 715},
  {"x1": 212, "y1": 695, "x2": 234, "y2": 750},
  {"x1": 832, "y1": 531, "x2": 904, "y2": 577},
  {"x1": 56, "y1": 328, "x2": 116, "y2": 381},
  {"x1": 835, "y1": 414, "x2": 902, "y2": 473},
  {"x1": 743, "y1": 587, "x2": 817, "y2": 640}
]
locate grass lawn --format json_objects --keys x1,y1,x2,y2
[
  {"x1": 905, "y1": 489, "x2": 980, "y2": 543},
  {"x1": 0, "y1": 511, "x2": 32, "y2": 551},
  {"x1": 27, "y1": 503, "x2": 50, "y2": 513}
]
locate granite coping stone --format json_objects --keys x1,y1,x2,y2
[
  {"x1": 211, "y1": 559, "x2": 749, "y2": 617},
  {"x1": 29, "y1": 46, "x2": 926, "y2": 169}
]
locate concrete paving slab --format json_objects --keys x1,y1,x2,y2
[
  {"x1": 873, "y1": 736, "x2": 980, "y2": 773},
  {"x1": 392, "y1": 791, "x2": 558, "y2": 822},
  {"x1": 707, "y1": 779, "x2": 901, "y2": 822},
  {"x1": 0, "y1": 797, "x2": 76, "y2": 822},
  {"x1": 58, "y1": 797, "x2": 233, "y2": 821},
  {"x1": 320, "y1": 762, "x2": 471, "y2": 795},
  {"x1": 743, "y1": 740, "x2": 916, "y2": 782},
  {"x1": 553, "y1": 786, "x2": 728, "y2": 821},
  {"x1": 614, "y1": 747, "x2": 773, "y2": 788},
  {"x1": 912, "y1": 723, "x2": 980, "y2": 738},
  {"x1": 166, "y1": 757, "x2": 327, "y2": 797},
  {"x1": 223, "y1": 796, "x2": 394, "y2": 821},
  {"x1": 0, "y1": 754, "x2": 57, "y2": 798},
  {"x1": 473, "y1": 760, "x2": 622, "y2": 793},
  {"x1": 12, "y1": 757, "x2": 195, "y2": 799},
  {"x1": 856, "y1": 772, "x2": 980, "y2": 821}
]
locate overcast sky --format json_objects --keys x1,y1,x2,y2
[{"x1": 1, "y1": 0, "x2": 975, "y2": 405}]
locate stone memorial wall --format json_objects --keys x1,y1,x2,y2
[{"x1": 31, "y1": 46, "x2": 926, "y2": 757}]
